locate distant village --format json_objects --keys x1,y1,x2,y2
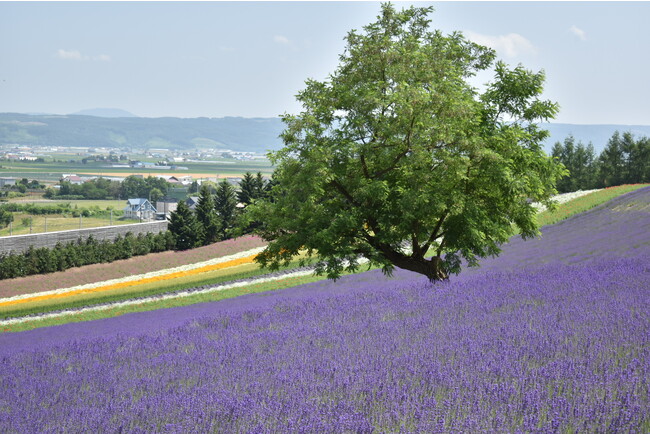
[
  {"x1": 0, "y1": 144, "x2": 267, "y2": 164},
  {"x1": 0, "y1": 143, "x2": 271, "y2": 223}
]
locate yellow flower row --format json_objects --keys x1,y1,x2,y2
[{"x1": 0, "y1": 253, "x2": 259, "y2": 308}]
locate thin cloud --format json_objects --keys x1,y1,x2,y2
[
  {"x1": 55, "y1": 49, "x2": 111, "y2": 62},
  {"x1": 273, "y1": 35, "x2": 290, "y2": 45},
  {"x1": 466, "y1": 31, "x2": 536, "y2": 58},
  {"x1": 569, "y1": 25, "x2": 587, "y2": 41},
  {"x1": 56, "y1": 49, "x2": 84, "y2": 60}
]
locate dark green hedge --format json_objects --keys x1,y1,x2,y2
[{"x1": 0, "y1": 231, "x2": 176, "y2": 280}]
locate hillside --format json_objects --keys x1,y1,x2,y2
[
  {"x1": 1, "y1": 112, "x2": 648, "y2": 154},
  {"x1": 2, "y1": 186, "x2": 648, "y2": 345},
  {"x1": 0, "y1": 113, "x2": 285, "y2": 152},
  {"x1": 0, "y1": 188, "x2": 647, "y2": 431}
]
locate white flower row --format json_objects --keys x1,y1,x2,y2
[
  {"x1": 0, "y1": 268, "x2": 315, "y2": 326},
  {"x1": 0, "y1": 246, "x2": 268, "y2": 304},
  {"x1": 532, "y1": 189, "x2": 602, "y2": 212}
]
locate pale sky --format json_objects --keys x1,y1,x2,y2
[{"x1": 1, "y1": 2, "x2": 649, "y2": 125}]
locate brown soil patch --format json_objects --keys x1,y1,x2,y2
[{"x1": 0, "y1": 236, "x2": 266, "y2": 298}]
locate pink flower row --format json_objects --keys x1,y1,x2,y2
[{"x1": 0, "y1": 235, "x2": 267, "y2": 298}]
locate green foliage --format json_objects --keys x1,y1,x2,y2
[
  {"x1": 247, "y1": 4, "x2": 566, "y2": 282},
  {"x1": 0, "y1": 231, "x2": 175, "y2": 280},
  {"x1": 237, "y1": 171, "x2": 269, "y2": 207},
  {"x1": 598, "y1": 131, "x2": 650, "y2": 187},
  {"x1": 168, "y1": 201, "x2": 201, "y2": 250},
  {"x1": 0, "y1": 208, "x2": 13, "y2": 228},
  {"x1": 553, "y1": 131, "x2": 650, "y2": 191},
  {"x1": 119, "y1": 175, "x2": 169, "y2": 200},
  {"x1": 49, "y1": 177, "x2": 122, "y2": 200},
  {"x1": 214, "y1": 179, "x2": 238, "y2": 240},
  {"x1": 552, "y1": 136, "x2": 597, "y2": 192},
  {"x1": 194, "y1": 185, "x2": 220, "y2": 245}
]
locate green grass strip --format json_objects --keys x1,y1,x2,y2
[
  {"x1": 1, "y1": 271, "x2": 330, "y2": 333},
  {"x1": 536, "y1": 184, "x2": 649, "y2": 228}
]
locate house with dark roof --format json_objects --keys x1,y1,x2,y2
[
  {"x1": 185, "y1": 196, "x2": 200, "y2": 211},
  {"x1": 123, "y1": 198, "x2": 156, "y2": 220}
]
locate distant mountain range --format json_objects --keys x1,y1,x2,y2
[
  {"x1": 71, "y1": 108, "x2": 138, "y2": 118},
  {"x1": 0, "y1": 113, "x2": 285, "y2": 153},
  {"x1": 1, "y1": 111, "x2": 649, "y2": 154}
]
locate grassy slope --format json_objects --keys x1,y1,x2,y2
[{"x1": 2, "y1": 184, "x2": 648, "y2": 332}]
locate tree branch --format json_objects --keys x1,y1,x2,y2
[{"x1": 420, "y1": 210, "x2": 448, "y2": 254}]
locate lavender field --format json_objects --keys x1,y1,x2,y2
[{"x1": 1, "y1": 187, "x2": 649, "y2": 432}]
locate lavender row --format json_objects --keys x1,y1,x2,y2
[
  {"x1": 0, "y1": 188, "x2": 648, "y2": 432},
  {"x1": 1, "y1": 254, "x2": 648, "y2": 432}
]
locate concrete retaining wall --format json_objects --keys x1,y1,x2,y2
[{"x1": 0, "y1": 221, "x2": 168, "y2": 256}]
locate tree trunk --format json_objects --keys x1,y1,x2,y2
[{"x1": 382, "y1": 249, "x2": 449, "y2": 282}]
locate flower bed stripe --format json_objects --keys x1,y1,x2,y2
[
  {"x1": 0, "y1": 247, "x2": 267, "y2": 308},
  {"x1": 0, "y1": 269, "x2": 315, "y2": 326}
]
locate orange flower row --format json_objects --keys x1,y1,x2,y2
[{"x1": 0, "y1": 254, "x2": 259, "y2": 308}]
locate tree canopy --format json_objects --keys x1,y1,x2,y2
[{"x1": 247, "y1": 3, "x2": 566, "y2": 282}]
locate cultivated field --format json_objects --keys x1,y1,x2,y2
[
  {"x1": 0, "y1": 158, "x2": 275, "y2": 182},
  {"x1": 0, "y1": 186, "x2": 648, "y2": 431}
]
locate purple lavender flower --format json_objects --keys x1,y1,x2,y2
[{"x1": 0, "y1": 187, "x2": 649, "y2": 432}]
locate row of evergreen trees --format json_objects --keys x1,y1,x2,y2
[
  {"x1": 0, "y1": 172, "x2": 273, "y2": 280},
  {"x1": 0, "y1": 232, "x2": 175, "y2": 280},
  {"x1": 552, "y1": 131, "x2": 650, "y2": 193},
  {"x1": 168, "y1": 172, "x2": 273, "y2": 250}
]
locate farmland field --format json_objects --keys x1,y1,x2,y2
[
  {"x1": 0, "y1": 187, "x2": 648, "y2": 431},
  {"x1": 0, "y1": 158, "x2": 274, "y2": 182}
]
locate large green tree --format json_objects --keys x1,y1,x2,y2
[{"x1": 247, "y1": 4, "x2": 566, "y2": 282}]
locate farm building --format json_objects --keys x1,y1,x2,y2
[
  {"x1": 0, "y1": 177, "x2": 16, "y2": 187},
  {"x1": 155, "y1": 198, "x2": 178, "y2": 219}
]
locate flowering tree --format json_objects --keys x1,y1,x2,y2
[{"x1": 248, "y1": 4, "x2": 566, "y2": 282}]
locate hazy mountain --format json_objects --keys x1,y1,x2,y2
[
  {"x1": 71, "y1": 108, "x2": 138, "y2": 118},
  {"x1": 1, "y1": 112, "x2": 648, "y2": 154},
  {"x1": 0, "y1": 113, "x2": 285, "y2": 152}
]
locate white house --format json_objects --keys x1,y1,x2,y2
[
  {"x1": 0, "y1": 177, "x2": 16, "y2": 187},
  {"x1": 123, "y1": 198, "x2": 157, "y2": 220}
]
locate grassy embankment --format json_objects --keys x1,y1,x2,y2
[
  {"x1": 2, "y1": 183, "x2": 648, "y2": 332},
  {"x1": 536, "y1": 184, "x2": 649, "y2": 227}
]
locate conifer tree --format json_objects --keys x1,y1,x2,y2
[
  {"x1": 168, "y1": 200, "x2": 201, "y2": 250},
  {"x1": 214, "y1": 179, "x2": 238, "y2": 240},
  {"x1": 598, "y1": 131, "x2": 625, "y2": 187},
  {"x1": 237, "y1": 172, "x2": 257, "y2": 206},
  {"x1": 195, "y1": 184, "x2": 219, "y2": 245}
]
